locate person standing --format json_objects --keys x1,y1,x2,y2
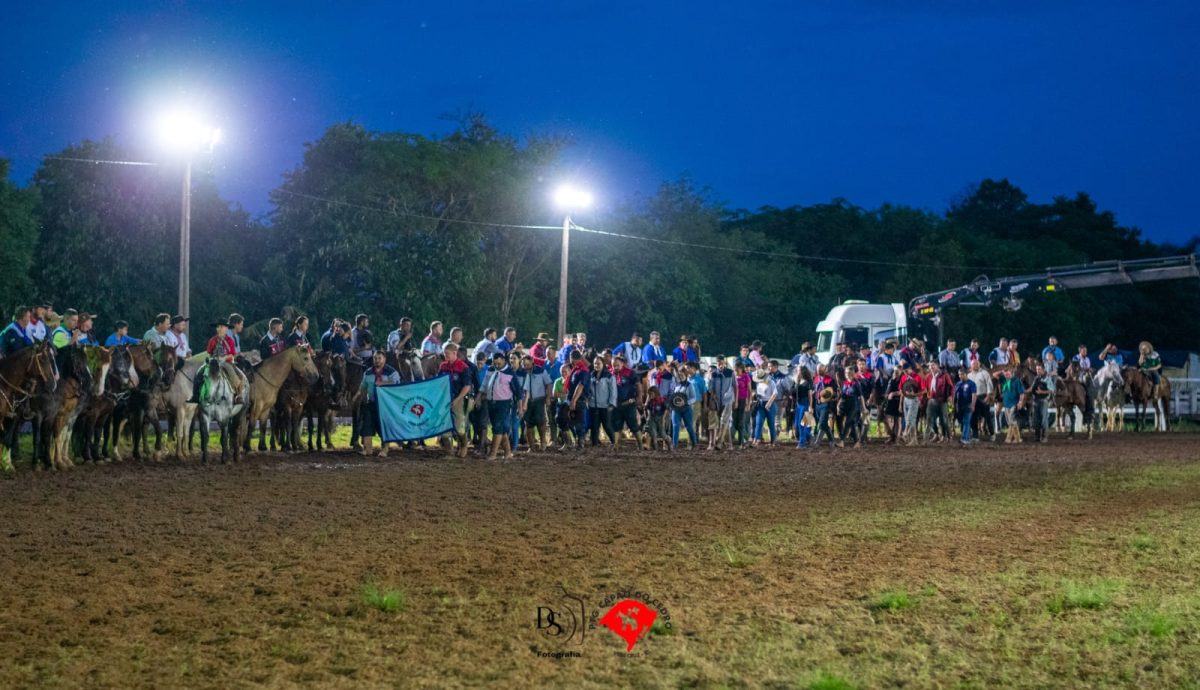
[
  {"x1": 496, "y1": 327, "x2": 517, "y2": 355},
  {"x1": 587, "y1": 357, "x2": 617, "y2": 447},
  {"x1": 837, "y1": 365, "x2": 867, "y2": 448},
  {"x1": 967, "y1": 359, "x2": 995, "y2": 440},
  {"x1": 671, "y1": 366, "x2": 699, "y2": 450},
  {"x1": 811, "y1": 365, "x2": 837, "y2": 449},
  {"x1": 751, "y1": 368, "x2": 778, "y2": 447},
  {"x1": 1030, "y1": 363, "x2": 1055, "y2": 443},
  {"x1": 358, "y1": 351, "x2": 400, "y2": 457},
  {"x1": 882, "y1": 366, "x2": 903, "y2": 444},
  {"x1": 954, "y1": 369, "x2": 978, "y2": 445},
  {"x1": 611, "y1": 355, "x2": 642, "y2": 451},
  {"x1": 924, "y1": 362, "x2": 954, "y2": 443},
  {"x1": 732, "y1": 361, "x2": 753, "y2": 447},
  {"x1": 479, "y1": 351, "x2": 522, "y2": 460},
  {"x1": 474, "y1": 328, "x2": 500, "y2": 360},
  {"x1": 530, "y1": 332, "x2": 551, "y2": 368},
  {"x1": 899, "y1": 365, "x2": 925, "y2": 446},
  {"x1": 566, "y1": 351, "x2": 591, "y2": 451},
  {"x1": 438, "y1": 343, "x2": 475, "y2": 458},
  {"x1": 792, "y1": 366, "x2": 814, "y2": 448},
  {"x1": 518, "y1": 354, "x2": 553, "y2": 451},
  {"x1": 1000, "y1": 369, "x2": 1026, "y2": 444},
  {"x1": 707, "y1": 356, "x2": 735, "y2": 451}
]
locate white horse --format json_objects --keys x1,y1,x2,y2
[
  {"x1": 163, "y1": 360, "x2": 202, "y2": 461},
  {"x1": 198, "y1": 358, "x2": 250, "y2": 464},
  {"x1": 1092, "y1": 360, "x2": 1125, "y2": 432}
]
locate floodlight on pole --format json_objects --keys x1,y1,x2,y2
[
  {"x1": 156, "y1": 108, "x2": 221, "y2": 319},
  {"x1": 553, "y1": 184, "x2": 593, "y2": 348}
]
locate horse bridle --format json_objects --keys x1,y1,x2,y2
[{"x1": 0, "y1": 347, "x2": 54, "y2": 409}]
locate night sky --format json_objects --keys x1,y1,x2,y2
[{"x1": 3, "y1": 1, "x2": 1198, "y2": 242}]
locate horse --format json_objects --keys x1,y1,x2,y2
[
  {"x1": 1053, "y1": 375, "x2": 1092, "y2": 440},
  {"x1": 302, "y1": 352, "x2": 344, "y2": 451},
  {"x1": 46, "y1": 346, "x2": 112, "y2": 470},
  {"x1": 161, "y1": 359, "x2": 203, "y2": 461},
  {"x1": 1092, "y1": 360, "x2": 1125, "y2": 432},
  {"x1": 115, "y1": 345, "x2": 177, "y2": 461},
  {"x1": 388, "y1": 349, "x2": 441, "y2": 382},
  {"x1": 198, "y1": 357, "x2": 250, "y2": 464},
  {"x1": 242, "y1": 345, "x2": 321, "y2": 452},
  {"x1": 77, "y1": 345, "x2": 135, "y2": 463},
  {"x1": 342, "y1": 358, "x2": 368, "y2": 449},
  {"x1": 1124, "y1": 367, "x2": 1170, "y2": 432},
  {"x1": 271, "y1": 370, "x2": 310, "y2": 452},
  {"x1": 0, "y1": 342, "x2": 58, "y2": 474}
]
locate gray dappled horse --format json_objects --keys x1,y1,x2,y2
[{"x1": 199, "y1": 357, "x2": 250, "y2": 463}]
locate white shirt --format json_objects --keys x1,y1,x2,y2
[
  {"x1": 968, "y1": 368, "x2": 994, "y2": 398},
  {"x1": 755, "y1": 378, "x2": 777, "y2": 403},
  {"x1": 26, "y1": 319, "x2": 47, "y2": 342},
  {"x1": 164, "y1": 330, "x2": 190, "y2": 358}
]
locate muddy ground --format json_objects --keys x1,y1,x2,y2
[{"x1": 1, "y1": 435, "x2": 1198, "y2": 688}]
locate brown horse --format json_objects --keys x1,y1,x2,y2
[
  {"x1": 1123, "y1": 368, "x2": 1170, "y2": 432},
  {"x1": 78, "y1": 345, "x2": 135, "y2": 462},
  {"x1": 0, "y1": 342, "x2": 58, "y2": 474},
  {"x1": 243, "y1": 345, "x2": 321, "y2": 452},
  {"x1": 1053, "y1": 376, "x2": 1091, "y2": 440},
  {"x1": 303, "y1": 352, "x2": 345, "y2": 451}
]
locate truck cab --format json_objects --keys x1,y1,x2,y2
[{"x1": 814, "y1": 301, "x2": 907, "y2": 365}]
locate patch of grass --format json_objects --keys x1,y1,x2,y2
[
  {"x1": 713, "y1": 538, "x2": 755, "y2": 569},
  {"x1": 804, "y1": 671, "x2": 857, "y2": 690},
  {"x1": 1125, "y1": 607, "x2": 1178, "y2": 638},
  {"x1": 360, "y1": 583, "x2": 406, "y2": 613},
  {"x1": 863, "y1": 529, "x2": 897, "y2": 542},
  {"x1": 1047, "y1": 578, "x2": 1122, "y2": 613},
  {"x1": 868, "y1": 590, "x2": 914, "y2": 612},
  {"x1": 1129, "y1": 533, "x2": 1156, "y2": 551},
  {"x1": 650, "y1": 621, "x2": 675, "y2": 636}
]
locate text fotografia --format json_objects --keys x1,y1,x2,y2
[{"x1": 530, "y1": 647, "x2": 583, "y2": 660}]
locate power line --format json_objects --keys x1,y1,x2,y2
[
  {"x1": 42, "y1": 155, "x2": 158, "y2": 167},
  {"x1": 569, "y1": 223, "x2": 1012, "y2": 271},
  {"x1": 273, "y1": 188, "x2": 1014, "y2": 272},
  {"x1": 274, "y1": 188, "x2": 562, "y2": 230}
]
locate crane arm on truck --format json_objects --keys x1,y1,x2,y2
[{"x1": 908, "y1": 254, "x2": 1200, "y2": 321}]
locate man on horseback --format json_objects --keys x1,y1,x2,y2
[
  {"x1": 189, "y1": 320, "x2": 243, "y2": 405},
  {"x1": 258, "y1": 318, "x2": 286, "y2": 361},
  {"x1": 387, "y1": 317, "x2": 415, "y2": 354},
  {"x1": 421, "y1": 321, "x2": 444, "y2": 355},
  {"x1": 103, "y1": 320, "x2": 140, "y2": 346},
  {"x1": 0, "y1": 306, "x2": 34, "y2": 358},
  {"x1": 27, "y1": 302, "x2": 51, "y2": 342}
]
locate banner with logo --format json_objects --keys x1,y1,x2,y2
[{"x1": 376, "y1": 374, "x2": 454, "y2": 443}]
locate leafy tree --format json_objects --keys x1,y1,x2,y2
[{"x1": 0, "y1": 159, "x2": 39, "y2": 313}]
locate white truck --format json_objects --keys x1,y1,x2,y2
[{"x1": 814, "y1": 301, "x2": 907, "y2": 365}]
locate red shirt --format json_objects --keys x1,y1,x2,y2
[
  {"x1": 923, "y1": 372, "x2": 954, "y2": 402},
  {"x1": 206, "y1": 334, "x2": 237, "y2": 362},
  {"x1": 530, "y1": 342, "x2": 548, "y2": 367}
]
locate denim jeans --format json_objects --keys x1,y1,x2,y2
[
  {"x1": 753, "y1": 403, "x2": 777, "y2": 442},
  {"x1": 814, "y1": 402, "x2": 833, "y2": 446},
  {"x1": 794, "y1": 402, "x2": 811, "y2": 447},
  {"x1": 960, "y1": 409, "x2": 973, "y2": 442},
  {"x1": 672, "y1": 405, "x2": 697, "y2": 448}
]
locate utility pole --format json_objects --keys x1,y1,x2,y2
[
  {"x1": 556, "y1": 214, "x2": 570, "y2": 348},
  {"x1": 178, "y1": 159, "x2": 192, "y2": 318}
]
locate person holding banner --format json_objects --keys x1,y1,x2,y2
[
  {"x1": 438, "y1": 343, "x2": 475, "y2": 458},
  {"x1": 358, "y1": 351, "x2": 401, "y2": 457}
]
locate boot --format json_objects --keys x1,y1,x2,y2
[
  {"x1": 456, "y1": 434, "x2": 469, "y2": 458},
  {"x1": 487, "y1": 435, "x2": 502, "y2": 460}
]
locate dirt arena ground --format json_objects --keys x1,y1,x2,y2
[{"x1": 2, "y1": 435, "x2": 1199, "y2": 689}]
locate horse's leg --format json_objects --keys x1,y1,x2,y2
[{"x1": 199, "y1": 411, "x2": 210, "y2": 464}]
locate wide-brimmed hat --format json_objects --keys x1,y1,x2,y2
[
  {"x1": 78, "y1": 311, "x2": 96, "y2": 323},
  {"x1": 535, "y1": 332, "x2": 551, "y2": 342},
  {"x1": 819, "y1": 387, "x2": 837, "y2": 403},
  {"x1": 171, "y1": 315, "x2": 189, "y2": 325},
  {"x1": 753, "y1": 368, "x2": 769, "y2": 382},
  {"x1": 211, "y1": 318, "x2": 230, "y2": 328}
]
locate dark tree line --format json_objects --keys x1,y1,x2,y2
[{"x1": 1, "y1": 116, "x2": 1196, "y2": 357}]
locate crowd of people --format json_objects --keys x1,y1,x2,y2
[{"x1": 0, "y1": 301, "x2": 1171, "y2": 462}]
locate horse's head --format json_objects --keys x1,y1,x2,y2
[
  {"x1": 153, "y1": 346, "x2": 178, "y2": 387},
  {"x1": 313, "y1": 351, "x2": 336, "y2": 393},
  {"x1": 108, "y1": 345, "x2": 135, "y2": 391},
  {"x1": 290, "y1": 345, "x2": 320, "y2": 385}
]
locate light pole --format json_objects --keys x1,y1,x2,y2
[
  {"x1": 553, "y1": 185, "x2": 593, "y2": 348},
  {"x1": 158, "y1": 111, "x2": 221, "y2": 318}
]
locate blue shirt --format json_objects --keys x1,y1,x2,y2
[
  {"x1": 642, "y1": 343, "x2": 666, "y2": 364},
  {"x1": 1041, "y1": 345, "x2": 1064, "y2": 363},
  {"x1": 104, "y1": 333, "x2": 141, "y2": 346},
  {"x1": 954, "y1": 380, "x2": 977, "y2": 407},
  {"x1": 496, "y1": 338, "x2": 515, "y2": 354}
]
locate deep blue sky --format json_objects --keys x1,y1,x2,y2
[{"x1": 3, "y1": 1, "x2": 1198, "y2": 242}]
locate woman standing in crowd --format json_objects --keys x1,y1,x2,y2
[
  {"x1": 751, "y1": 367, "x2": 779, "y2": 447},
  {"x1": 358, "y1": 351, "x2": 400, "y2": 457}
]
